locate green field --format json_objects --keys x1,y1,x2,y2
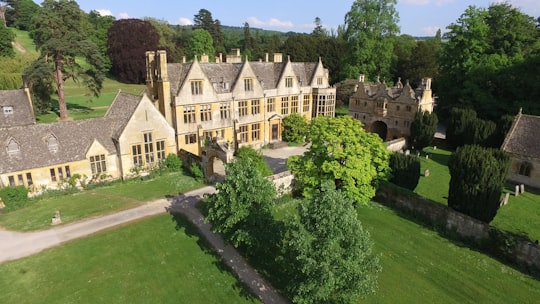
[
  {"x1": 357, "y1": 202, "x2": 540, "y2": 303},
  {"x1": 414, "y1": 146, "x2": 540, "y2": 243},
  {"x1": 0, "y1": 172, "x2": 203, "y2": 231},
  {"x1": 0, "y1": 214, "x2": 258, "y2": 304}
]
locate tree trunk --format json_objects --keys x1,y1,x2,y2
[{"x1": 55, "y1": 56, "x2": 69, "y2": 121}]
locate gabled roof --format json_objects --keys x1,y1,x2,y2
[
  {"x1": 0, "y1": 89, "x2": 35, "y2": 128},
  {"x1": 501, "y1": 111, "x2": 540, "y2": 159},
  {"x1": 0, "y1": 91, "x2": 145, "y2": 175}
]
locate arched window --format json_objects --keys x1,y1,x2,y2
[{"x1": 518, "y1": 161, "x2": 532, "y2": 177}]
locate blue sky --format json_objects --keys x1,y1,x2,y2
[{"x1": 34, "y1": 0, "x2": 539, "y2": 36}]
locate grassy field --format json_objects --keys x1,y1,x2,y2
[
  {"x1": 0, "y1": 172, "x2": 203, "y2": 231},
  {"x1": 414, "y1": 146, "x2": 540, "y2": 243},
  {"x1": 0, "y1": 214, "x2": 258, "y2": 304},
  {"x1": 357, "y1": 202, "x2": 540, "y2": 303}
]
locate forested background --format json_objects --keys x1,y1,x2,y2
[{"x1": 1, "y1": 0, "x2": 539, "y2": 123}]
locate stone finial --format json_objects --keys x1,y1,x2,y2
[{"x1": 52, "y1": 210, "x2": 62, "y2": 225}]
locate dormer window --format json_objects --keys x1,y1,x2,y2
[
  {"x1": 244, "y1": 78, "x2": 253, "y2": 91},
  {"x1": 191, "y1": 80, "x2": 203, "y2": 95},
  {"x1": 46, "y1": 134, "x2": 59, "y2": 153},
  {"x1": 3, "y1": 106, "x2": 13, "y2": 115},
  {"x1": 7, "y1": 138, "x2": 20, "y2": 155},
  {"x1": 285, "y1": 77, "x2": 293, "y2": 88}
]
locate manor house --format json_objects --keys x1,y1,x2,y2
[
  {"x1": 348, "y1": 75, "x2": 435, "y2": 141},
  {"x1": 0, "y1": 50, "x2": 335, "y2": 191},
  {"x1": 145, "y1": 49, "x2": 336, "y2": 157}
]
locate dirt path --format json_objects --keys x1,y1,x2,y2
[{"x1": 0, "y1": 186, "x2": 288, "y2": 303}]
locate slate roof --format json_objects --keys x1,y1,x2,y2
[
  {"x1": 0, "y1": 89, "x2": 35, "y2": 128},
  {"x1": 166, "y1": 60, "x2": 320, "y2": 96},
  {"x1": 0, "y1": 91, "x2": 144, "y2": 174},
  {"x1": 501, "y1": 112, "x2": 540, "y2": 159}
]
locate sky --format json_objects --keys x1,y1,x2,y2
[{"x1": 34, "y1": 0, "x2": 540, "y2": 37}]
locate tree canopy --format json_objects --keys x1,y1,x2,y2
[
  {"x1": 0, "y1": 23, "x2": 15, "y2": 57},
  {"x1": 448, "y1": 145, "x2": 510, "y2": 223},
  {"x1": 282, "y1": 112, "x2": 308, "y2": 144},
  {"x1": 187, "y1": 29, "x2": 215, "y2": 62},
  {"x1": 288, "y1": 115, "x2": 389, "y2": 205},
  {"x1": 107, "y1": 18, "x2": 159, "y2": 83},
  {"x1": 342, "y1": 0, "x2": 400, "y2": 81},
  {"x1": 29, "y1": 0, "x2": 106, "y2": 120},
  {"x1": 284, "y1": 185, "x2": 381, "y2": 303},
  {"x1": 409, "y1": 110, "x2": 438, "y2": 150}
]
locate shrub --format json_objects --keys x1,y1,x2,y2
[
  {"x1": 190, "y1": 163, "x2": 204, "y2": 182},
  {"x1": 409, "y1": 111, "x2": 438, "y2": 150},
  {"x1": 389, "y1": 153, "x2": 420, "y2": 190},
  {"x1": 0, "y1": 186, "x2": 29, "y2": 211},
  {"x1": 282, "y1": 113, "x2": 308, "y2": 144},
  {"x1": 235, "y1": 146, "x2": 273, "y2": 177},
  {"x1": 163, "y1": 153, "x2": 182, "y2": 172}
]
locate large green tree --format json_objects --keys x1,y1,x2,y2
[
  {"x1": 193, "y1": 8, "x2": 223, "y2": 53},
  {"x1": 288, "y1": 115, "x2": 389, "y2": 205},
  {"x1": 438, "y1": 3, "x2": 540, "y2": 120},
  {"x1": 187, "y1": 29, "x2": 215, "y2": 61},
  {"x1": 2, "y1": 0, "x2": 39, "y2": 30},
  {"x1": 284, "y1": 185, "x2": 380, "y2": 303},
  {"x1": 342, "y1": 0, "x2": 399, "y2": 81},
  {"x1": 29, "y1": 0, "x2": 106, "y2": 120},
  {"x1": 144, "y1": 17, "x2": 183, "y2": 63},
  {"x1": 282, "y1": 112, "x2": 308, "y2": 144},
  {"x1": 205, "y1": 157, "x2": 278, "y2": 254},
  {"x1": 85, "y1": 10, "x2": 115, "y2": 71},
  {"x1": 107, "y1": 18, "x2": 159, "y2": 83},
  {"x1": 448, "y1": 145, "x2": 510, "y2": 223}
]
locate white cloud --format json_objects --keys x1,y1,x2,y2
[
  {"x1": 118, "y1": 12, "x2": 130, "y2": 19},
  {"x1": 421, "y1": 26, "x2": 441, "y2": 36},
  {"x1": 246, "y1": 17, "x2": 294, "y2": 29},
  {"x1": 178, "y1": 17, "x2": 193, "y2": 26},
  {"x1": 95, "y1": 9, "x2": 113, "y2": 17}
]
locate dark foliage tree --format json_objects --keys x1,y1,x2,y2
[
  {"x1": 448, "y1": 145, "x2": 510, "y2": 223},
  {"x1": 284, "y1": 184, "x2": 380, "y2": 303},
  {"x1": 0, "y1": 23, "x2": 14, "y2": 57},
  {"x1": 312, "y1": 17, "x2": 326, "y2": 37},
  {"x1": 2, "y1": 0, "x2": 39, "y2": 30},
  {"x1": 342, "y1": 0, "x2": 399, "y2": 81},
  {"x1": 389, "y1": 153, "x2": 420, "y2": 190},
  {"x1": 446, "y1": 108, "x2": 497, "y2": 148},
  {"x1": 391, "y1": 34, "x2": 416, "y2": 82},
  {"x1": 282, "y1": 112, "x2": 308, "y2": 144},
  {"x1": 145, "y1": 17, "x2": 183, "y2": 63},
  {"x1": 205, "y1": 157, "x2": 279, "y2": 256},
  {"x1": 30, "y1": 0, "x2": 106, "y2": 120},
  {"x1": 24, "y1": 59, "x2": 54, "y2": 113},
  {"x1": 409, "y1": 111, "x2": 438, "y2": 150},
  {"x1": 107, "y1": 18, "x2": 159, "y2": 83},
  {"x1": 193, "y1": 9, "x2": 223, "y2": 53},
  {"x1": 335, "y1": 79, "x2": 358, "y2": 106}
]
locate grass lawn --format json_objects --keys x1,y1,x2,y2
[
  {"x1": 12, "y1": 28, "x2": 38, "y2": 55},
  {"x1": 0, "y1": 172, "x2": 203, "y2": 231},
  {"x1": 413, "y1": 145, "x2": 540, "y2": 245},
  {"x1": 335, "y1": 105, "x2": 349, "y2": 116},
  {"x1": 0, "y1": 214, "x2": 258, "y2": 304},
  {"x1": 357, "y1": 202, "x2": 540, "y2": 303}
]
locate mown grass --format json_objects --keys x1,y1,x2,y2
[
  {"x1": 357, "y1": 202, "x2": 540, "y2": 303},
  {"x1": 0, "y1": 214, "x2": 258, "y2": 304},
  {"x1": 0, "y1": 172, "x2": 203, "y2": 231},
  {"x1": 413, "y1": 145, "x2": 540, "y2": 244},
  {"x1": 12, "y1": 28, "x2": 38, "y2": 55}
]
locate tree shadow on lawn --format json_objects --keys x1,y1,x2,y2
[
  {"x1": 163, "y1": 195, "x2": 255, "y2": 301},
  {"x1": 378, "y1": 201, "x2": 540, "y2": 281}
]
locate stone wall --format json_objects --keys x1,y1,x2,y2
[
  {"x1": 266, "y1": 170, "x2": 293, "y2": 195},
  {"x1": 375, "y1": 182, "x2": 540, "y2": 271},
  {"x1": 385, "y1": 137, "x2": 407, "y2": 152}
]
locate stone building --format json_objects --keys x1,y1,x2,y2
[
  {"x1": 348, "y1": 75, "x2": 435, "y2": 140},
  {"x1": 501, "y1": 109, "x2": 540, "y2": 189},
  {"x1": 145, "y1": 50, "x2": 336, "y2": 158},
  {"x1": 0, "y1": 90, "x2": 176, "y2": 191}
]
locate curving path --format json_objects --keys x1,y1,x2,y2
[{"x1": 0, "y1": 186, "x2": 288, "y2": 304}]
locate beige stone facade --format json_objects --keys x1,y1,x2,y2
[
  {"x1": 0, "y1": 91, "x2": 176, "y2": 192},
  {"x1": 146, "y1": 50, "x2": 336, "y2": 157},
  {"x1": 348, "y1": 75, "x2": 435, "y2": 141}
]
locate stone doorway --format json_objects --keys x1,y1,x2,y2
[
  {"x1": 372, "y1": 121, "x2": 388, "y2": 140},
  {"x1": 201, "y1": 138, "x2": 235, "y2": 184}
]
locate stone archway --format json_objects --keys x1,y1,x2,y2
[
  {"x1": 371, "y1": 121, "x2": 388, "y2": 141},
  {"x1": 201, "y1": 138, "x2": 235, "y2": 183}
]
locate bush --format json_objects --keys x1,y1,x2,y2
[
  {"x1": 235, "y1": 146, "x2": 273, "y2": 177},
  {"x1": 163, "y1": 153, "x2": 182, "y2": 172},
  {"x1": 0, "y1": 186, "x2": 29, "y2": 211},
  {"x1": 190, "y1": 163, "x2": 204, "y2": 182},
  {"x1": 282, "y1": 113, "x2": 308, "y2": 144},
  {"x1": 409, "y1": 111, "x2": 438, "y2": 150},
  {"x1": 389, "y1": 153, "x2": 420, "y2": 190}
]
